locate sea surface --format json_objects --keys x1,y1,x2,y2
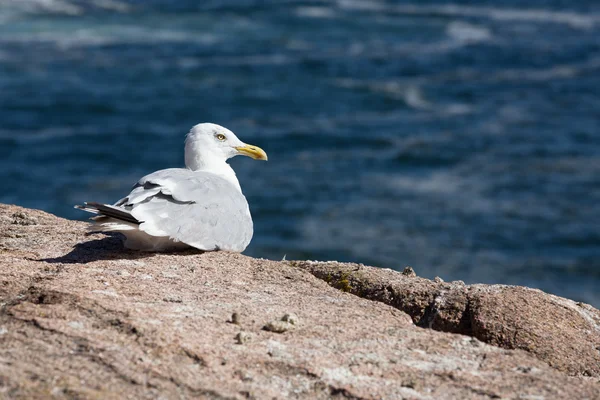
[{"x1": 1, "y1": 0, "x2": 599, "y2": 306}]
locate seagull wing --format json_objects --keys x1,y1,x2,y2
[{"x1": 117, "y1": 168, "x2": 253, "y2": 252}]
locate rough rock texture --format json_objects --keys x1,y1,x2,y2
[
  {"x1": 0, "y1": 204, "x2": 599, "y2": 399},
  {"x1": 295, "y1": 261, "x2": 600, "y2": 378}
]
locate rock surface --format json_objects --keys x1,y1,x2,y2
[
  {"x1": 295, "y1": 261, "x2": 600, "y2": 378},
  {"x1": 0, "y1": 204, "x2": 599, "y2": 399}
]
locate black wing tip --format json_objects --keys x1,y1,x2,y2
[{"x1": 74, "y1": 202, "x2": 139, "y2": 225}]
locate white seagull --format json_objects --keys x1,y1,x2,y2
[{"x1": 76, "y1": 123, "x2": 267, "y2": 252}]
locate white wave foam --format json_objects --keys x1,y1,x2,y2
[
  {"x1": 89, "y1": 0, "x2": 130, "y2": 12},
  {"x1": 446, "y1": 21, "x2": 491, "y2": 43},
  {"x1": 440, "y1": 56, "x2": 600, "y2": 86},
  {"x1": 470, "y1": 6, "x2": 596, "y2": 30},
  {"x1": 403, "y1": 86, "x2": 432, "y2": 110},
  {"x1": 295, "y1": 6, "x2": 336, "y2": 19},
  {"x1": 353, "y1": 55, "x2": 600, "y2": 91},
  {"x1": 492, "y1": 57, "x2": 600, "y2": 82},
  {"x1": 0, "y1": 0, "x2": 82, "y2": 15},
  {"x1": 335, "y1": 0, "x2": 386, "y2": 12},
  {"x1": 0, "y1": 28, "x2": 219, "y2": 49},
  {"x1": 0, "y1": 0, "x2": 131, "y2": 15},
  {"x1": 333, "y1": 79, "x2": 472, "y2": 114},
  {"x1": 175, "y1": 54, "x2": 293, "y2": 68},
  {"x1": 336, "y1": 1, "x2": 599, "y2": 30}
]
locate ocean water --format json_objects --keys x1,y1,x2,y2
[{"x1": 1, "y1": 0, "x2": 599, "y2": 306}]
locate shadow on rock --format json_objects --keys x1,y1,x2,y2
[
  {"x1": 40, "y1": 233, "x2": 152, "y2": 264},
  {"x1": 41, "y1": 233, "x2": 206, "y2": 264}
]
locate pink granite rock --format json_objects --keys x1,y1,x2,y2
[
  {"x1": 0, "y1": 204, "x2": 598, "y2": 399},
  {"x1": 295, "y1": 260, "x2": 600, "y2": 378}
]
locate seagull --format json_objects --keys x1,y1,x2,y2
[{"x1": 76, "y1": 123, "x2": 267, "y2": 252}]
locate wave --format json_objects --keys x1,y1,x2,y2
[
  {"x1": 445, "y1": 21, "x2": 491, "y2": 43},
  {"x1": 333, "y1": 79, "x2": 472, "y2": 114},
  {"x1": 489, "y1": 57, "x2": 600, "y2": 82},
  {"x1": 328, "y1": 54, "x2": 600, "y2": 99},
  {"x1": 0, "y1": 28, "x2": 219, "y2": 49},
  {"x1": 0, "y1": 0, "x2": 131, "y2": 16},
  {"x1": 336, "y1": 0, "x2": 600, "y2": 30},
  {"x1": 294, "y1": 6, "x2": 337, "y2": 19},
  {"x1": 422, "y1": 56, "x2": 600, "y2": 85}
]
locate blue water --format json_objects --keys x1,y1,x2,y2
[{"x1": 1, "y1": 0, "x2": 599, "y2": 306}]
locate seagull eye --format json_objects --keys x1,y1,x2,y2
[{"x1": 216, "y1": 133, "x2": 226, "y2": 141}]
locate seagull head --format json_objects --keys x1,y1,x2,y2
[{"x1": 185, "y1": 123, "x2": 268, "y2": 171}]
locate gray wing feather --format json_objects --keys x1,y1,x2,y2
[{"x1": 117, "y1": 168, "x2": 253, "y2": 252}]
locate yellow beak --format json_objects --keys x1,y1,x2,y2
[{"x1": 235, "y1": 144, "x2": 268, "y2": 161}]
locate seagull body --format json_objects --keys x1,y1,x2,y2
[{"x1": 76, "y1": 123, "x2": 267, "y2": 252}]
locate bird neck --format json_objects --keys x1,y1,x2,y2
[{"x1": 185, "y1": 152, "x2": 242, "y2": 192}]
